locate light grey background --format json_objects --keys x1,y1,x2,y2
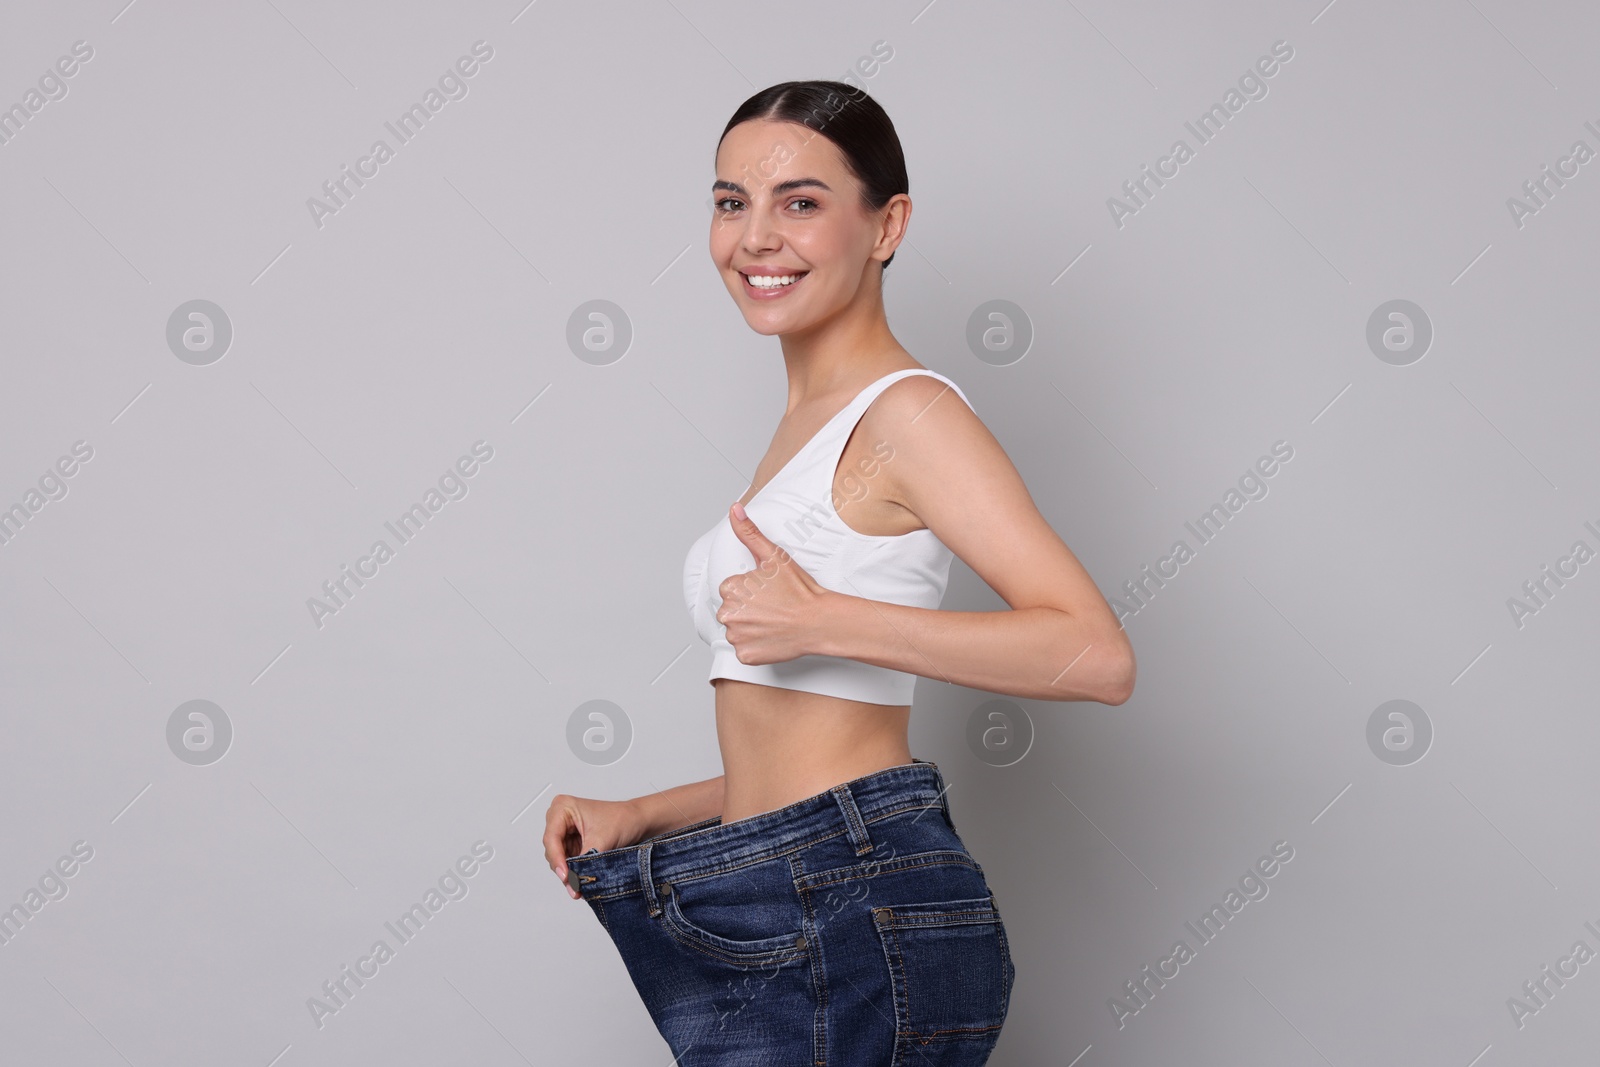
[{"x1": 2, "y1": 0, "x2": 1597, "y2": 1064}]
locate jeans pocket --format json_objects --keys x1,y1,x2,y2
[
  {"x1": 873, "y1": 895, "x2": 1011, "y2": 1063},
  {"x1": 659, "y1": 866, "x2": 809, "y2": 969}
]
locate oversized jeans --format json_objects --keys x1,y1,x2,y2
[{"x1": 566, "y1": 759, "x2": 1015, "y2": 1065}]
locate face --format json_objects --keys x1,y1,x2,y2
[{"x1": 710, "y1": 118, "x2": 907, "y2": 336}]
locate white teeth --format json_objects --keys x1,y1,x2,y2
[{"x1": 745, "y1": 273, "x2": 804, "y2": 288}]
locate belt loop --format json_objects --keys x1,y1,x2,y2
[
  {"x1": 639, "y1": 843, "x2": 662, "y2": 918},
  {"x1": 832, "y1": 783, "x2": 874, "y2": 856}
]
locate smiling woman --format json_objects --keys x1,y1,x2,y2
[{"x1": 546, "y1": 79, "x2": 1135, "y2": 1066}]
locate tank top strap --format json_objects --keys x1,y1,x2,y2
[
  {"x1": 785, "y1": 368, "x2": 974, "y2": 505},
  {"x1": 756, "y1": 368, "x2": 975, "y2": 508},
  {"x1": 849, "y1": 368, "x2": 975, "y2": 417}
]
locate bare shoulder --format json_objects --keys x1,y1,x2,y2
[
  {"x1": 861, "y1": 372, "x2": 1126, "y2": 639},
  {"x1": 859, "y1": 371, "x2": 1002, "y2": 505},
  {"x1": 863, "y1": 371, "x2": 989, "y2": 441}
]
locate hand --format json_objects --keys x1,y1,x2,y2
[
  {"x1": 542, "y1": 794, "x2": 647, "y2": 900},
  {"x1": 717, "y1": 501, "x2": 831, "y2": 665}
]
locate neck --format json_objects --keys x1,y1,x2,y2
[{"x1": 775, "y1": 299, "x2": 910, "y2": 408}]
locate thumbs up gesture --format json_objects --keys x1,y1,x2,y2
[{"x1": 716, "y1": 501, "x2": 831, "y2": 665}]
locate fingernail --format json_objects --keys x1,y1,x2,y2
[{"x1": 732, "y1": 501, "x2": 746, "y2": 520}]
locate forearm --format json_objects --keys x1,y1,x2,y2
[
  {"x1": 812, "y1": 594, "x2": 1133, "y2": 703},
  {"x1": 632, "y1": 775, "x2": 725, "y2": 838}
]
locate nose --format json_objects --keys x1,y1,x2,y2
[{"x1": 737, "y1": 202, "x2": 781, "y2": 255}]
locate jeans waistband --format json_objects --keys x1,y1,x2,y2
[{"x1": 565, "y1": 759, "x2": 951, "y2": 902}]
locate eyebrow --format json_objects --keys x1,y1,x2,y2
[{"x1": 712, "y1": 177, "x2": 832, "y2": 196}]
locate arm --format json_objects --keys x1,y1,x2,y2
[
  {"x1": 545, "y1": 775, "x2": 724, "y2": 900},
  {"x1": 632, "y1": 775, "x2": 725, "y2": 837},
  {"x1": 818, "y1": 375, "x2": 1135, "y2": 703},
  {"x1": 813, "y1": 598, "x2": 1129, "y2": 703}
]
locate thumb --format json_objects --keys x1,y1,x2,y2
[{"x1": 729, "y1": 501, "x2": 781, "y2": 562}]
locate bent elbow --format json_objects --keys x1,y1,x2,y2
[{"x1": 1103, "y1": 647, "x2": 1136, "y2": 705}]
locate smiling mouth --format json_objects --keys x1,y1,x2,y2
[{"x1": 740, "y1": 271, "x2": 809, "y2": 290}]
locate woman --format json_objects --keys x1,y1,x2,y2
[{"x1": 545, "y1": 80, "x2": 1135, "y2": 1065}]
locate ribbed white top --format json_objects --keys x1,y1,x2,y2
[{"x1": 682, "y1": 368, "x2": 974, "y2": 706}]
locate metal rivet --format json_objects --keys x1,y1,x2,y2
[
  {"x1": 659, "y1": 882, "x2": 671, "y2": 895},
  {"x1": 794, "y1": 935, "x2": 807, "y2": 950},
  {"x1": 872, "y1": 907, "x2": 890, "y2": 922}
]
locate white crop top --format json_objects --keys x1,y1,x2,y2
[{"x1": 682, "y1": 368, "x2": 975, "y2": 706}]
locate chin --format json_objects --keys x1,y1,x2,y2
[{"x1": 742, "y1": 317, "x2": 786, "y2": 337}]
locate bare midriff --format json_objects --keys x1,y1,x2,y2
[{"x1": 715, "y1": 679, "x2": 913, "y2": 825}]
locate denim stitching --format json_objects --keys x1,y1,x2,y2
[
  {"x1": 880, "y1": 909, "x2": 997, "y2": 927},
  {"x1": 994, "y1": 906, "x2": 1015, "y2": 1023},
  {"x1": 900, "y1": 1025, "x2": 1004, "y2": 1041},
  {"x1": 791, "y1": 852, "x2": 827, "y2": 1067},
  {"x1": 875, "y1": 917, "x2": 910, "y2": 1066},
  {"x1": 831, "y1": 784, "x2": 874, "y2": 856},
  {"x1": 875, "y1": 894, "x2": 1009, "y2": 1051},
  {"x1": 796, "y1": 851, "x2": 981, "y2": 892},
  {"x1": 876, "y1": 926, "x2": 1006, "y2": 1059},
  {"x1": 639, "y1": 843, "x2": 660, "y2": 919},
  {"x1": 660, "y1": 919, "x2": 807, "y2": 968},
  {"x1": 580, "y1": 800, "x2": 949, "y2": 902},
  {"x1": 657, "y1": 890, "x2": 807, "y2": 967},
  {"x1": 864, "y1": 800, "x2": 945, "y2": 825}
]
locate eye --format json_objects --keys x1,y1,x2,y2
[
  {"x1": 790, "y1": 198, "x2": 818, "y2": 214},
  {"x1": 713, "y1": 196, "x2": 744, "y2": 214}
]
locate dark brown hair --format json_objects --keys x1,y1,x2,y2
[{"x1": 718, "y1": 81, "x2": 908, "y2": 270}]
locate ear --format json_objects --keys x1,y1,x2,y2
[{"x1": 873, "y1": 193, "x2": 911, "y2": 266}]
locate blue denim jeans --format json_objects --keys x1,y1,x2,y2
[{"x1": 566, "y1": 759, "x2": 1015, "y2": 1066}]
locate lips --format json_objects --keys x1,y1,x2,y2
[{"x1": 739, "y1": 270, "x2": 809, "y2": 298}]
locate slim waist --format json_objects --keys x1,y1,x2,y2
[{"x1": 566, "y1": 759, "x2": 950, "y2": 900}]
